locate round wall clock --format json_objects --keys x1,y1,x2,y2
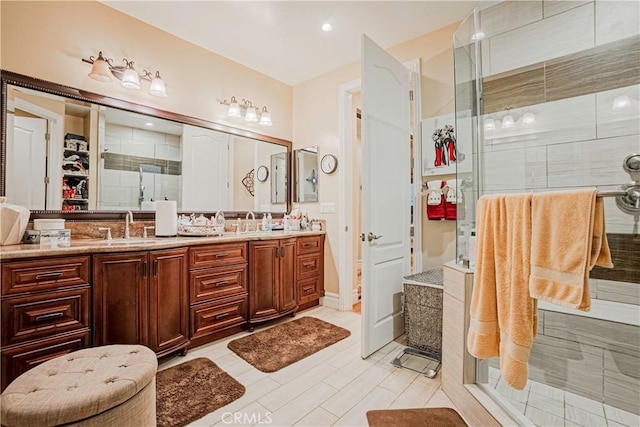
[
  {"x1": 256, "y1": 165, "x2": 269, "y2": 182},
  {"x1": 321, "y1": 154, "x2": 338, "y2": 174}
]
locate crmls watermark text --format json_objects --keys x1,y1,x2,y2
[{"x1": 221, "y1": 411, "x2": 273, "y2": 425}]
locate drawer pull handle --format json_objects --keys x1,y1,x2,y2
[
  {"x1": 35, "y1": 272, "x2": 63, "y2": 280},
  {"x1": 215, "y1": 253, "x2": 228, "y2": 259},
  {"x1": 303, "y1": 262, "x2": 315, "y2": 268},
  {"x1": 303, "y1": 286, "x2": 315, "y2": 293},
  {"x1": 214, "y1": 280, "x2": 228, "y2": 287},
  {"x1": 303, "y1": 243, "x2": 315, "y2": 248},
  {"x1": 215, "y1": 313, "x2": 230, "y2": 320},
  {"x1": 35, "y1": 312, "x2": 64, "y2": 322}
]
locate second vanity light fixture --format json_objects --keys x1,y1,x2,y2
[
  {"x1": 219, "y1": 96, "x2": 273, "y2": 126},
  {"x1": 82, "y1": 51, "x2": 167, "y2": 97},
  {"x1": 484, "y1": 108, "x2": 536, "y2": 132}
]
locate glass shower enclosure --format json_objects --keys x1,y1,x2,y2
[{"x1": 453, "y1": 1, "x2": 640, "y2": 426}]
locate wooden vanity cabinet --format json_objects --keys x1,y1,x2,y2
[
  {"x1": 93, "y1": 247, "x2": 189, "y2": 357},
  {"x1": 248, "y1": 238, "x2": 297, "y2": 329},
  {"x1": 1, "y1": 256, "x2": 91, "y2": 390},
  {"x1": 188, "y1": 243, "x2": 249, "y2": 348},
  {"x1": 296, "y1": 235, "x2": 325, "y2": 310}
]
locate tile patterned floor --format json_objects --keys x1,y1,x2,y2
[
  {"x1": 488, "y1": 367, "x2": 640, "y2": 427},
  {"x1": 159, "y1": 306, "x2": 454, "y2": 427}
]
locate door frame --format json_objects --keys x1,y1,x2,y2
[
  {"x1": 337, "y1": 58, "x2": 422, "y2": 312},
  {"x1": 9, "y1": 96, "x2": 64, "y2": 209}
]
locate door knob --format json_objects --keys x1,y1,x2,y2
[{"x1": 367, "y1": 232, "x2": 382, "y2": 242}]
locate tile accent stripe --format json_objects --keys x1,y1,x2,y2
[
  {"x1": 591, "y1": 233, "x2": 640, "y2": 284},
  {"x1": 482, "y1": 35, "x2": 640, "y2": 114},
  {"x1": 102, "y1": 152, "x2": 182, "y2": 176}
]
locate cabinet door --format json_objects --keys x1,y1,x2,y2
[
  {"x1": 249, "y1": 241, "x2": 280, "y2": 321},
  {"x1": 149, "y1": 248, "x2": 189, "y2": 356},
  {"x1": 279, "y1": 238, "x2": 298, "y2": 314},
  {"x1": 93, "y1": 252, "x2": 148, "y2": 347}
]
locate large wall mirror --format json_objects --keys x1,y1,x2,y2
[
  {"x1": 1, "y1": 71, "x2": 291, "y2": 216},
  {"x1": 293, "y1": 146, "x2": 318, "y2": 203}
]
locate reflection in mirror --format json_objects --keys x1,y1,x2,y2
[
  {"x1": 3, "y1": 80, "x2": 290, "y2": 213},
  {"x1": 294, "y1": 146, "x2": 318, "y2": 203},
  {"x1": 271, "y1": 152, "x2": 287, "y2": 205}
]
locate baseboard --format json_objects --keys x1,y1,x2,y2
[
  {"x1": 352, "y1": 288, "x2": 360, "y2": 304},
  {"x1": 321, "y1": 292, "x2": 340, "y2": 310}
]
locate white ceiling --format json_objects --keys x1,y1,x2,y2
[{"x1": 102, "y1": 1, "x2": 477, "y2": 86}]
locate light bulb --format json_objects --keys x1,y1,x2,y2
[
  {"x1": 149, "y1": 72, "x2": 167, "y2": 97},
  {"x1": 227, "y1": 96, "x2": 241, "y2": 117},
  {"x1": 612, "y1": 95, "x2": 631, "y2": 110},
  {"x1": 259, "y1": 107, "x2": 272, "y2": 126},
  {"x1": 88, "y1": 52, "x2": 112, "y2": 82},
  {"x1": 121, "y1": 63, "x2": 140, "y2": 90},
  {"x1": 501, "y1": 114, "x2": 515, "y2": 129},
  {"x1": 245, "y1": 107, "x2": 258, "y2": 122},
  {"x1": 522, "y1": 112, "x2": 536, "y2": 126},
  {"x1": 483, "y1": 118, "x2": 496, "y2": 131},
  {"x1": 471, "y1": 31, "x2": 485, "y2": 41}
]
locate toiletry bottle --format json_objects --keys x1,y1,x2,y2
[
  {"x1": 262, "y1": 214, "x2": 268, "y2": 231},
  {"x1": 267, "y1": 213, "x2": 273, "y2": 231},
  {"x1": 468, "y1": 230, "x2": 477, "y2": 270}
]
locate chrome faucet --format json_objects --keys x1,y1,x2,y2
[
  {"x1": 245, "y1": 211, "x2": 255, "y2": 232},
  {"x1": 124, "y1": 210, "x2": 134, "y2": 239}
]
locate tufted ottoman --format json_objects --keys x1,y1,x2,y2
[{"x1": 0, "y1": 345, "x2": 157, "y2": 427}]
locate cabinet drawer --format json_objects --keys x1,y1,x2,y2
[
  {"x1": 297, "y1": 276, "x2": 323, "y2": 305},
  {"x1": 1, "y1": 330, "x2": 90, "y2": 391},
  {"x1": 190, "y1": 243, "x2": 248, "y2": 270},
  {"x1": 2, "y1": 288, "x2": 90, "y2": 347},
  {"x1": 297, "y1": 235, "x2": 323, "y2": 255},
  {"x1": 297, "y1": 253, "x2": 322, "y2": 279},
  {"x1": 2, "y1": 256, "x2": 90, "y2": 296},
  {"x1": 190, "y1": 295, "x2": 248, "y2": 340},
  {"x1": 190, "y1": 265, "x2": 247, "y2": 304}
]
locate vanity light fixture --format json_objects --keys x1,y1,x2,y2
[
  {"x1": 82, "y1": 51, "x2": 167, "y2": 97},
  {"x1": 219, "y1": 97, "x2": 273, "y2": 126}
]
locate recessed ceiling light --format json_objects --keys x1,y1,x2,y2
[
  {"x1": 145, "y1": 122, "x2": 153, "y2": 126},
  {"x1": 322, "y1": 23, "x2": 333, "y2": 32}
]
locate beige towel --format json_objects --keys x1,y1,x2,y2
[
  {"x1": 529, "y1": 189, "x2": 613, "y2": 311},
  {"x1": 467, "y1": 194, "x2": 537, "y2": 390}
]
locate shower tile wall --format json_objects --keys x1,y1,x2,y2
[
  {"x1": 99, "y1": 123, "x2": 182, "y2": 209},
  {"x1": 474, "y1": 0, "x2": 640, "y2": 421}
]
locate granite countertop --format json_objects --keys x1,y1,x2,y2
[{"x1": 0, "y1": 230, "x2": 326, "y2": 260}]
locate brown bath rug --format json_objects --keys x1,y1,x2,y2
[
  {"x1": 366, "y1": 408, "x2": 468, "y2": 427},
  {"x1": 156, "y1": 357, "x2": 245, "y2": 427},
  {"x1": 227, "y1": 316, "x2": 351, "y2": 372}
]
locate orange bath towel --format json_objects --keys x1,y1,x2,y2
[
  {"x1": 529, "y1": 189, "x2": 613, "y2": 311},
  {"x1": 467, "y1": 194, "x2": 537, "y2": 390}
]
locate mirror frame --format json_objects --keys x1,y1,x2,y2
[{"x1": 1, "y1": 70, "x2": 292, "y2": 219}]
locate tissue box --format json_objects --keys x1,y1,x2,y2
[{"x1": 39, "y1": 229, "x2": 71, "y2": 248}]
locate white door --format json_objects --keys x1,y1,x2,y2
[
  {"x1": 6, "y1": 115, "x2": 48, "y2": 210},
  {"x1": 361, "y1": 35, "x2": 411, "y2": 358},
  {"x1": 181, "y1": 125, "x2": 231, "y2": 211}
]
